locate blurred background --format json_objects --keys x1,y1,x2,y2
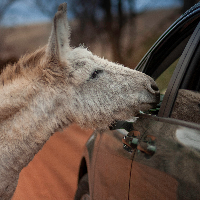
[{"x1": 0, "y1": 0, "x2": 199, "y2": 71}]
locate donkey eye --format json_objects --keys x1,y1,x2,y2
[{"x1": 90, "y1": 70, "x2": 103, "y2": 79}]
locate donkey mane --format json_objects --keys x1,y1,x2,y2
[{"x1": 0, "y1": 47, "x2": 47, "y2": 86}]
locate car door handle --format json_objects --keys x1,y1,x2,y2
[
  {"x1": 122, "y1": 135, "x2": 139, "y2": 151},
  {"x1": 122, "y1": 133, "x2": 156, "y2": 155},
  {"x1": 137, "y1": 142, "x2": 156, "y2": 155},
  {"x1": 122, "y1": 130, "x2": 141, "y2": 152},
  {"x1": 137, "y1": 135, "x2": 156, "y2": 155}
]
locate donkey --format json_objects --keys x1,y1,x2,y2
[{"x1": 0, "y1": 3, "x2": 159, "y2": 199}]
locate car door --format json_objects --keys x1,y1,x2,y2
[
  {"x1": 129, "y1": 118, "x2": 200, "y2": 200},
  {"x1": 128, "y1": 14, "x2": 200, "y2": 200},
  {"x1": 92, "y1": 126, "x2": 134, "y2": 200}
]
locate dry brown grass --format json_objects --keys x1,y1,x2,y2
[{"x1": 0, "y1": 8, "x2": 180, "y2": 69}]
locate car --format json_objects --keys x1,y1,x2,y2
[{"x1": 74, "y1": 3, "x2": 200, "y2": 200}]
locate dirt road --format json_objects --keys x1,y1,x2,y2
[{"x1": 12, "y1": 124, "x2": 93, "y2": 200}]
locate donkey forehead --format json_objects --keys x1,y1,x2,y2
[
  {"x1": 66, "y1": 47, "x2": 110, "y2": 69},
  {"x1": 67, "y1": 47, "x2": 93, "y2": 63}
]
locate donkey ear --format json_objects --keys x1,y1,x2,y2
[{"x1": 46, "y1": 3, "x2": 71, "y2": 63}]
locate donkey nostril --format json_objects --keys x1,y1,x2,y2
[{"x1": 151, "y1": 84, "x2": 159, "y2": 92}]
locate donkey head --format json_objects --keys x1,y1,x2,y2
[{"x1": 44, "y1": 3, "x2": 160, "y2": 129}]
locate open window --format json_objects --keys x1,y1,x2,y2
[
  {"x1": 138, "y1": 16, "x2": 200, "y2": 125},
  {"x1": 140, "y1": 34, "x2": 191, "y2": 116}
]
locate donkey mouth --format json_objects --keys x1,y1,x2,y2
[
  {"x1": 138, "y1": 95, "x2": 161, "y2": 115},
  {"x1": 149, "y1": 102, "x2": 158, "y2": 108},
  {"x1": 148, "y1": 94, "x2": 161, "y2": 109},
  {"x1": 149, "y1": 91, "x2": 160, "y2": 106},
  {"x1": 138, "y1": 95, "x2": 160, "y2": 114}
]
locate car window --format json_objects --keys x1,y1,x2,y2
[
  {"x1": 144, "y1": 58, "x2": 179, "y2": 115},
  {"x1": 141, "y1": 36, "x2": 191, "y2": 116},
  {"x1": 155, "y1": 58, "x2": 179, "y2": 94},
  {"x1": 137, "y1": 13, "x2": 200, "y2": 120}
]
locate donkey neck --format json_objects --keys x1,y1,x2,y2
[{"x1": 0, "y1": 75, "x2": 71, "y2": 174}]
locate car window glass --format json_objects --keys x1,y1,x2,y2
[
  {"x1": 155, "y1": 59, "x2": 179, "y2": 94},
  {"x1": 143, "y1": 59, "x2": 179, "y2": 115}
]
